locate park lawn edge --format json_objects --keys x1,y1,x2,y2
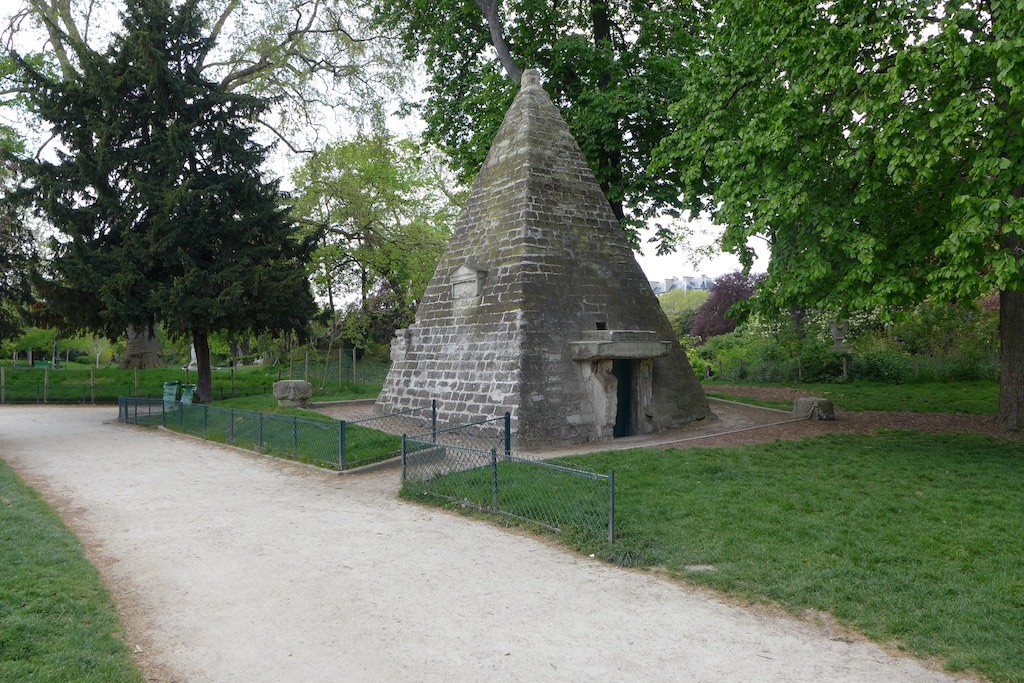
[
  {"x1": 701, "y1": 380, "x2": 999, "y2": 414},
  {"x1": 405, "y1": 429, "x2": 1023, "y2": 682},
  {"x1": 0, "y1": 459, "x2": 143, "y2": 683}
]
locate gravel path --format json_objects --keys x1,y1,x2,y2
[{"x1": 1, "y1": 405, "x2": 972, "y2": 682}]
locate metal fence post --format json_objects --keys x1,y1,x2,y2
[
  {"x1": 162, "y1": 399, "x2": 167, "y2": 428},
  {"x1": 178, "y1": 402, "x2": 183, "y2": 429},
  {"x1": 608, "y1": 470, "x2": 616, "y2": 544},
  {"x1": 401, "y1": 434, "x2": 407, "y2": 483},
  {"x1": 491, "y1": 448, "x2": 499, "y2": 511},
  {"x1": 431, "y1": 400, "x2": 437, "y2": 442},
  {"x1": 338, "y1": 420, "x2": 347, "y2": 470},
  {"x1": 1, "y1": 366, "x2": 5, "y2": 404},
  {"x1": 229, "y1": 409, "x2": 235, "y2": 445},
  {"x1": 203, "y1": 404, "x2": 209, "y2": 438},
  {"x1": 504, "y1": 412, "x2": 511, "y2": 456},
  {"x1": 258, "y1": 413, "x2": 264, "y2": 449},
  {"x1": 43, "y1": 367, "x2": 48, "y2": 404},
  {"x1": 293, "y1": 416, "x2": 299, "y2": 452}
]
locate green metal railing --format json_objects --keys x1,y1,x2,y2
[
  {"x1": 119, "y1": 397, "x2": 398, "y2": 470},
  {"x1": 119, "y1": 396, "x2": 614, "y2": 539},
  {"x1": 401, "y1": 437, "x2": 615, "y2": 543}
]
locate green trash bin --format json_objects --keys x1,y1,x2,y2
[
  {"x1": 163, "y1": 381, "x2": 180, "y2": 409},
  {"x1": 180, "y1": 384, "x2": 196, "y2": 404}
]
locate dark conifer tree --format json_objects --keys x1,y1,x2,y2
[{"x1": 17, "y1": 0, "x2": 314, "y2": 401}]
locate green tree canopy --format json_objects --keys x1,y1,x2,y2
[
  {"x1": 655, "y1": 0, "x2": 1024, "y2": 426},
  {"x1": 291, "y1": 134, "x2": 460, "y2": 317},
  {"x1": 4, "y1": 0, "x2": 402, "y2": 149},
  {"x1": 371, "y1": 0, "x2": 698, "y2": 245},
  {"x1": 15, "y1": 0, "x2": 314, "y2": 401},
  {"x1": 0, "y1": 54, "x2": 35, "y2": 344},
  {"x1": 658, "y1": 287, "x2": 710, "y2": 340},
  {"x1": 0, "y1": 207, "x2": 36, "y2": 343}
]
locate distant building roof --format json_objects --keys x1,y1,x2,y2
[{"x1": 650, "y1": 275, "x2": 715, "y2": 295}]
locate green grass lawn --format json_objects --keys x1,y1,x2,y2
[
  {"x1": 401, "y1": 453, "x2": 611, "y2": 536},
  {"x1": 0, "y1": 460, "x2": 142, "y2": 683},
  {"x1": 212, "y1": 389, "x2": 377, "y2": 413},
  {"x1": 211, "y1": 393, "x2": 400, "y2": 468},
  {"x1": 551, "y1": 432, "x2": 1024, "y2": 681},
  {"x1": 146, "y1": 395, "x2": 401, "y2": 470},
  {"x1": 703, "y1": 392, "x2": 793, "y2": 411},
  {"x1": 1, "y1": 365, "x2": 386, "y2": 403},
  {"x1": 705, "y1": 380, "x2": 1000, "y2": 414}
]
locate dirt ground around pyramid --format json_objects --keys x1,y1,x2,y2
[
  {"x1": 314, "y1": 391, "x2": 1024, "y2": 455},
  {"x1": 0, "y1": 404, "x2": 990, "y2": 682}
]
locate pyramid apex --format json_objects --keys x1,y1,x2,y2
[
  {"x1": 376, "y1": 61, "x2": 709, "y2": 448},
  {"x1": 521, "y1": 68, "x2": 542, "y2": 90}
]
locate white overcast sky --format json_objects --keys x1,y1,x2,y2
[{"x1": 635, "y1": 223, "x2": 770, "y2": 282}]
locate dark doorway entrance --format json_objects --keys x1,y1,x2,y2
[{"x1": 612, "y1": 359, "x2": 633, "y2": 437}]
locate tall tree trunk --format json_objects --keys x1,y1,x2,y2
[
  {"x1": 997, "y1": 288, "x2": 1024, "y2": 428},
  {"x1": 192, "y1": 330, "x2": 214, "y2": 404},
  {"x1": 588, "y1": 0, "x2": 626, "y2": 225},
  {"x1": 121, "y1": 325, "x2": 166, "y2": 368},
  {"x1": 474, "y1": 0, "x2": 522, "y2": 81},
  {"x1": 996, "y1": 182, "x2": 1024, "y2": 428}
]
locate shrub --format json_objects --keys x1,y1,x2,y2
[
  {"x1": 695, "y1": 294, "x2": 1000, "y2": 386},
  {"x1": 797, "y1": 338, "x2": 847, "y2": 383},
  {"x1": 852, "y1": 348, "x2": 914, "y2": 383}
]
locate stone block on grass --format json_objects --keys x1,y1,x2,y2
[
  {"x1": 273, "y1": 380, "x2": 312, "y2": 407},
  {"x1": 793, "y1": 397, "x2": 835, "y2": 420}
]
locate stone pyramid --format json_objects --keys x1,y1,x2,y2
[{"x1": 376, "y1": 69, "x2": 709, "y2": 449}]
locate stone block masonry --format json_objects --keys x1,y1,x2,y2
[{"x1": 376, "y1": 69, "x2": 709, "y2": 449}]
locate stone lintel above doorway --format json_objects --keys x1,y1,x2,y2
[{"x1": 569, "y1": 330, "x2": 670, "y2": 361}]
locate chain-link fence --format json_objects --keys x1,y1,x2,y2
[
  {"x1": 6, "y1": 381, "x2": 256, "y2": 404},
  {"x1": 119, "y1": 397, "x2": 350, "y2": 469},
  {"x1": 118, "y1": 397, "x2": 165, "y2": 424},
  {"x1": 119, "y1": 396, "x2": 514, "y2": 471},
  {"x1": 408, "y1": 411, "x2": 512, "y2": 454},
  {"x1": 401, "y1": 437, "x2": 615, "y2": 542},
  {"x1": 277, "y1": 350, "x2": 391, "y2": 390},
  {"x1": 6, "y1": 382, "x2": 135, "y2": 404},
  {"x1": 120, "y1": 397, "x2": 614, "y2": 541},
  {"x1": 346, "y1": 404, "x2": 435, "y2": 437}
]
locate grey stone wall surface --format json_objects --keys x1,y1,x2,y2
[{"x1": 376, "y1": 70, "x2": 708, "y2": 449}]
